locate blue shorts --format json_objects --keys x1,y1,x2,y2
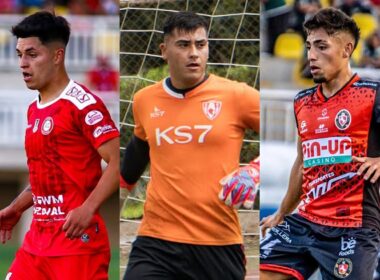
[{"x1": 260, "y1": 214, "x2": 380, "y2": 280}]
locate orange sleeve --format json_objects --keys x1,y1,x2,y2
[
  {"x1": 236, "y1": 84, "x2": 260, "y2": 132},
  {"x1": 132, "y1": 93, "x2": 147, "y2": 140}
]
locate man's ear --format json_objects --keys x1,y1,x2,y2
[
  {"x1": 54, "y1": 48, "x2": 65, "y2": 64},
  {"x1": 160, "y1": 42, "x2": 167, "y2": 60},
  {"x1": 343, "y1": 41, "x2": 354, "y2": 58}
]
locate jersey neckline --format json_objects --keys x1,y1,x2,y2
[
  {"x1": 162, "y1": 74, "x2": 213, "y2": 99},
  {"x1": 316, "y1": 74, "x2": 359, "y2": 101},
  {"x1": 35, "y1": 80, "x2": 74, "y2": 109}
]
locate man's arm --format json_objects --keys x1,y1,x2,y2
[
  {"x1": 120, "y1": 135, "x2": 150, "y2": 194},
  {"x1": 0, "y1": 186, "x2": 33, "y2": 243},
  {"x1": 62, "y1": 137, "x2": 119, "y2": 239},
  {"x1": 260, "y1": 138, "x2": 303, "y2": 237}
]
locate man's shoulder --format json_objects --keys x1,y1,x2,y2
[
  {"x1": 352, "y1": 79, "x2": 380, "y2": 90},
  {"x1": 61, "y1": 81, "x2": 99, "y2": 110},
  {"x1": 134, "y1": 81, "x2": 163, "y2": 100},
  {"x1": 294, "y1": 85, "x2": 318, "y2": 101}
]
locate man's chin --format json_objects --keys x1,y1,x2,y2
[{"x1": 313, "y1": 76, "x2": 327, "y2": 84}]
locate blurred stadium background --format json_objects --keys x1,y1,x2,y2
[
  {"x1": 119, "y1": 0, "x2": 259, "y2": 279},
  {"x1": 0, "y1": 1, "x2": 119, "y2": 279},
  {"x1": 262, "y1": 0, "x2": 380, "y2": 279}
]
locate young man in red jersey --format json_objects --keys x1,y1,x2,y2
[
  {"x1": 0, "y1": 11, "x2": 119, "y2": 280},
  {"x1": 120, "y1": 11, "x2": 260, "y2": 280},
  {"x1": 260, "y1": 8, "x2": 380, "y2": 280}
]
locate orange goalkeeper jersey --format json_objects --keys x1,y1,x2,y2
[{"x1": 132, "y1": 74, "x2": 260, "y2": 245}]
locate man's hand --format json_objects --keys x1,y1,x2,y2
[
  {"x1": 62, "y1": 204, "x2": 95, "y2": 239},
  {"x1": 260, "y1": 212, "x2": 284, "y2": 238},
  {"x1": 0, "y1": 206, "x2": 22, "y2": 244},
  {"x1": 353, "y1": 156, "x2": 380, "y2": 183},
  {"x1": 219, "y1": 159, "x2": 259, "y2": 209}
]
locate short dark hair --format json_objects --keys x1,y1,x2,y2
[
  {"x1": 304, "y1": 8, "x2": 360, "y2": 49},
  {"x1": 163, "y1": 11, "x2": 209, "y2": 36},
  {"x1": 12, "y1": 11, "x2": 70, "y2": 46}
]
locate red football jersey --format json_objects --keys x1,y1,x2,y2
[
  {"x1": 22, "y1": 80, "x2": 119, "y2": 256},
  {"x1": 294, "y1": 75, "x2": 380, "y2": 230}
]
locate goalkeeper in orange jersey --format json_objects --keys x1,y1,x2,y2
[{"x1": 120, "y1": 11, "x2": 260, "y2": 280}]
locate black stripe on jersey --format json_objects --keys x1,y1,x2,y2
[
  {"x1": 352, "y1": 80, "x2": 380, "y2": 90},
  {"x1": 294, "y1": 86, "x2": 317, "y2": 101}
]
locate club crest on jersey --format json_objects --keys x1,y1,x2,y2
[
  {"x1": 32, "y1": 119, "x2": 40, "y2": 133},
  {"x1": 335, "y1": 109, "x2": 351, "y2": 130},
  {"x1": 41, "y1": 117, "x2": 54, "y2": 135},
  {"x1": 202, "y1": 100, "x2": 222, "y2": 120},
  {"x1": 334, "y1": 258, "x2": 352, "y2": 278},
  {"x1": 81, "y1": 233, "x2": 90, "y2": 243}
]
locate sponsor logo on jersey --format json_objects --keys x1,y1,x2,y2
[
  {"x1": 339, "y1": 236, "x2": 356, "y2": 256},
  {"x1": 155, "y1": 125, "x2": 212, "y2": 146},
  {"x1": 81, "y1": 233, "x2": 90, "y2": 243},
  {"x1": 315, "y1": 123, "x2": 328, "y2": 134},
  {"x1": 93, "y1": 125, "x2": 116, "y2": 138},
  {"x1": 300, "y1": 120, "x2": 308, "y2": 134},
  {"x1": 62, "y1": 84, "x2": 96, "y2": 110},
  {"x1": 304, "y1": 172, "x2": 356, "y2": 202},
  {"x1": 41, "y1": 117, "x2": 54, "y2": 135},
  {"x1": 33, "y1": 194, "x2": 65, "y2": 217},
  {"x1": 317, "y1": 108, "x2": 329, "y2": 121},
  {"x1": 308, "y1": 172, "x2": 335, "y2": 188},
  {"x1": 334, "y1": 258, "x2": 352, "y2": 278},
  {"x1": 335, "y1": 109, "x2": 351, "y2": 130},
  {"x1": 66, "y1": 86, "x2": 90, "y2": 103},
  {"x1": 302, "y1": 137, "x2": 352, "y2": 167},
  {"x1": 32, "y1": 119, "x2": 40, "y2": 133},
  {"x1": 150, "y1": 106, "x2": 165, "y2": 118},
  {"x1": 85, "y1": 110, "x2": 103, "y2": 125},
  {"x1": 202, "y1": 100, "x2": 222, "y2": 120}
]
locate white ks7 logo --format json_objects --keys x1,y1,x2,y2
[{"x1": 155, "y1": 125, "x2": 212, "y2": 146}]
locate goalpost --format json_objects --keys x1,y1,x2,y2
[{"x1": 119, "y1": 0, "x2": 260, "y2": 278}]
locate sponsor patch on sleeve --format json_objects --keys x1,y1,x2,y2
[
  {"x1": 85, "y1": 110, "x2": 104, "y2": 125},
  {"x1": 93, "y1": 125, "x2": 117, "y2": 138}
]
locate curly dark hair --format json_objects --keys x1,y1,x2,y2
[{"x1": 304, "y1": 8, "x2": 360, "y2": 49}]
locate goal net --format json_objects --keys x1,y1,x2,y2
[{"x1": 120, "y1": 0, "x2": 260, "y2": 278}]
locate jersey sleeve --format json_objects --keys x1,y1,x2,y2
[
  {"x1": 76, "y1": 95, "x2": 119, "y2": 149},
  {"x1": 132, "y1": 93, "x2": 147, "y2": 140},
  {"x1": 374, "y1": 85, "x2": 380, "y2": 124},
  {"x1": 236, "y1": 84, "x2": 260, "y2": 132}
]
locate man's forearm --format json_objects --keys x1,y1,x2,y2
[
  {"x1": 82, "y1": 138, "x2": 119, "y2": 214},
  {"x1": 10, "y1": 185, "x2": 33, "y2": 214},
  {"x1": 278, "y1": 139, "x2": 304, "y2": 216}
]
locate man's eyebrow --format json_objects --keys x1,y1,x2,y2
[
  {"x1": 16, "y1": 47, "x2": 37, "y2": 53},
  {"x1": 175, "y1": 39, "x2": 208, "y2": 43}
]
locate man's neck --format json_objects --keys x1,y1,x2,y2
[
  {"x1": 321, "y1": 68, "x2": 354, "y2": 98},
  {"x1": 39, "y1": 73, "x2": 70, "y2": 104}
]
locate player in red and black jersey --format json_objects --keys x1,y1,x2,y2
[
  {"x1": 0, "y1": 11, "x2": 119, "y2": 280},
  {"x1": 260, "y1": 8, "x2": 380, "y2": 280}
]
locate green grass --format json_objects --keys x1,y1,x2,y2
[
  {"x1": 0, "y1": 244, "x2": 16, "y2": 277},
  {"x1": 121, "y1": 201, "x2": 144, "y2": 220}
]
